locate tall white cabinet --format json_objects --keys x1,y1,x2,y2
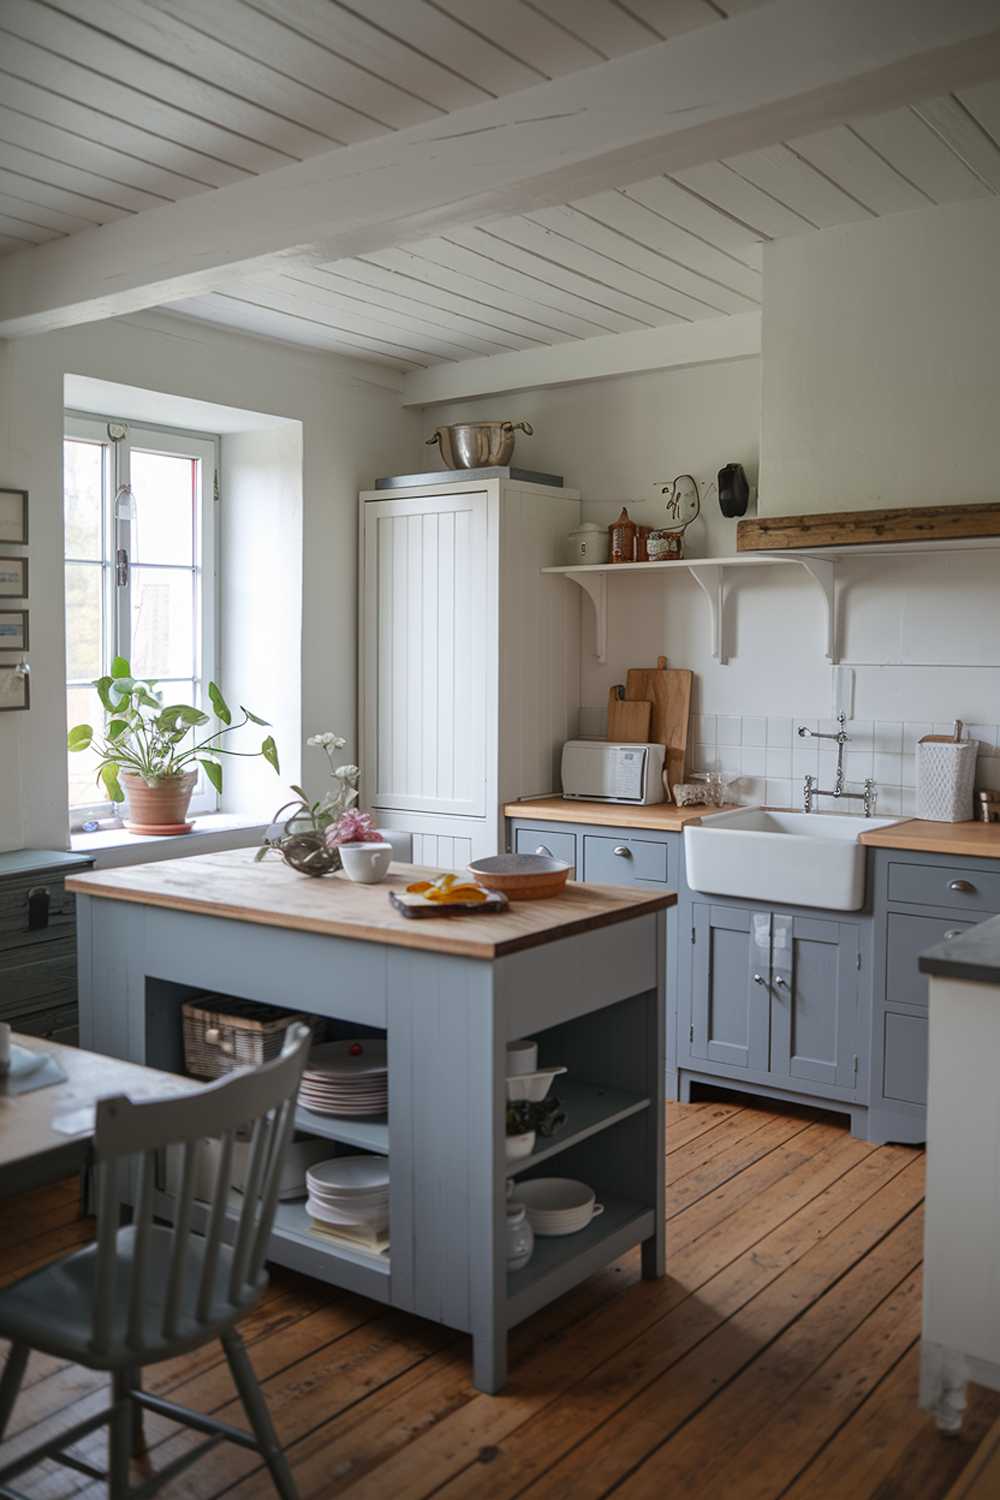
[{"x1": 359, "y1": 476, "x2": 581, "y2": 863}]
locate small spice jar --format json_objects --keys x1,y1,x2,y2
[
  {"x1": 506, "y1": 1202, "x2": 534, "y2": 1271},
  {"x1": 647, "y1": 529, "x2": 684, "y2": 561}
]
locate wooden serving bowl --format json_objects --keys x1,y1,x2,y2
[{"x1": 468, "y1": 853, "x2": 571, "y2": 901}]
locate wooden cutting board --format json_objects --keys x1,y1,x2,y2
[
  {"x1": 607, "y1": 685, "x2": 651, "y2": 743},
  {"x1": 625, "y1": 657, "x2": 693, "y2": 799}
]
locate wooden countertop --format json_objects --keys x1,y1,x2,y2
[
  {"x1": 67, "y1": 849, "x2": 676, "y2": 960},
  {"x1": 859, "y1": 819, "x2": 1000, "y2": 859},
  {"x1": 503, "y1": 796, "x2": 739, "y2": 832}
]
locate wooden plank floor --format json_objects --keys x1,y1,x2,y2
[{"x1": 2, "y1": 1098, "x2": 997, "y2": 1500}]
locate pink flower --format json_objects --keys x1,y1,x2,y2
[{"x1": 325, "y1": 809, "x2": 379, "y2": 848}]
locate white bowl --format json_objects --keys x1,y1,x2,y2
[
  {"x1": 507, "y1": 1039, "x2": 538, "y2": 1076},
  {"x1": 510, "y1": 1177, "x2": 605, "y2": 1234},
  {"x1": 505, "y1": 1130, "x2": 536, "y2": 1162},
  {"x1": 307, "y1": 1156, "x2": 389, "y2": 1194},
  {"x1": 339, "y1": 842, "x2": 393, "y2": 884},
  {"x1": 506, "y1": 1066, "x2": 566, "y2": 1103}
]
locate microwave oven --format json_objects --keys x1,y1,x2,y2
[{"x1": 560, "y1": 741, "x2": 666, "y2": 805}]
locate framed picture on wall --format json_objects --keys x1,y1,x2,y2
[
  {"x1": 0, "y1": 665, "x2": 29, "y2": 712},
  {"x1": 0, "y1": 609, "x2": 28, "y2": 651},
  {"x1": 0, "y1": 557, "x2": 27, "y2": 598},
  {"x1": 0, "y1": 490, "x2": 28, "y2": 545}
]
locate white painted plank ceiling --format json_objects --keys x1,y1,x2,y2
[{"x1": 1, "y1": 0, "x2": 999, "y2": 370}]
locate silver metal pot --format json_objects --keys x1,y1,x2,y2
[{"x1": 426, "y1": 420, "x2": 533, "y2": 469}]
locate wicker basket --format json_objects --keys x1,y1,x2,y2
[{"x1": 182, "y1": 995, "x2": 313, "y2": 1080}]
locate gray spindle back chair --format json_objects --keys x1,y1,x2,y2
[{"x1": 0, "y1": 1021, "x2": 311, "y2": 1500}]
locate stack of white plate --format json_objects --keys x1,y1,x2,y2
[
  {"x1": 305, "y1": 1156, "x2": 389, "y2": 1230},
  {"x1": 298, "y1": 1039, "x2": 387, "y2": 1117},
  {"x1": 509, "y1": 1178, "x2": 604, "y2": 1237}
]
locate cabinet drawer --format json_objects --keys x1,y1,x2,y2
[
  {"x1": 0, "y1": 874, "x2": 78, "y2": 953},
  {"x1": 15, "y1": 1001, "x2": 79, "y2": 1046},
  {"x1": 887, "y1": 861, "x2": 1000, "y2": 915},
  {"x1": 886, "y1": 911, "x2": 975, "y2": 1010},
  {"x1": 583, "y1": 835, "x2": 670, "y2": 887},
  {"x1": 513, "y1": 826, "x2": 577, "y2": 874},
  {"x1": 883, "y1": 1011, "x2": 928, "y2": 1105}
]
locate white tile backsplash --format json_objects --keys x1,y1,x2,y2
[
  {"x1": 716, "y1": 714, "x2": 742, "y2": 747},
  {"x1": 742, "y1": 716, "x2": 767, "y2": 748},
  {"x1": 740, "y1": 745, "x2": 766, "y2": 777},
  {"x1": 767, "y1": 716, "x2": 793, "y2": 747},
  {"x1": 765, "y1": 747, "x2": 792, "y2": 779},
  {"x1": 693, "y1": 714, "x2": 716, "y2": 745}
]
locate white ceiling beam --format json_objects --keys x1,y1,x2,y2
[
  {"x1": 3, "y1": 0, "x2": 1000, "y2": 336},
  {"x1": 400, "y1": 310, "x2": 762, "y2": 406}
]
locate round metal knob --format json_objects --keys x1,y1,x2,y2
[
  {"x1": 753, "y1": 973, "x2": 766, "y2": 985},
  {"x1": 944, "y1": 929, "x2": 964, "y2": 940},
  {"x1": 948, "y1": 879, "x2": 976, "y2": 893},
  {"x1": 535, "y1": 845, "x2": 553, "y2": 857},
  {"x1": 774, "y1": 975, "x2": 788, "y2": 988},
  {"x1": 613, "y1": 846, "x2": 631, "y2": 857}
]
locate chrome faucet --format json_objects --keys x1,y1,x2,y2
[{"x1": 798, "y1": 713, "x2": 876, "y2": 817}]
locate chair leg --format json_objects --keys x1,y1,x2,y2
[
  {"x1": 221, "y1": 1330, "x2": 298, "y2": 1500},
  {"x1": 108, "y1": 1395, "x2": 132, "y2": 1500},
  {"x1": 0, "y1": 1342, "x2": 29, "y2": 1441},
  {"x1": 113, "y1": 1366, "x2": 146, "y2": 1458}
]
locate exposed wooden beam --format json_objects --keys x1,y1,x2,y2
[
  {"x1": 3, "y1": 0, "x2": 1000, "y2": 336},
  {"x1": 400, "y1": 311, "x2": 761, "y2": 406}
]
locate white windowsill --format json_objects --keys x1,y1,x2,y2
[{"x1": 71, "y1": 813, "x2": 268, "y2": 869}]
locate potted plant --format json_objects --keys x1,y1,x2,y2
[
  {"x1": 505, "y1": 1096, "x2": 566, "y2": 1162},
  {"x1": 258, "y1": 732, "x2": 374, "y2": 877},
  {"x1": 67, "y1": 657, "x2": 279, "y2": 833}
]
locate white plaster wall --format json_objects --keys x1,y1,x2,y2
[
  {"x1": 760, "y1": 196, "x2": 1000, "y2": 514},
  {"x1": 220, "y1": 424, "x2": 303, "y2": 819},
  {"x1": 423, "y1": 328, "x2": 1000, "y2": 742},
  {"x1": 0, "y1": 311, "x2": 418, "y2": 852}
]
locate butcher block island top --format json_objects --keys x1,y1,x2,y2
[{"x1": 67, "y1": 848, "x2": 676, "y2": 960}]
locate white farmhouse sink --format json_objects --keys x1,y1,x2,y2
[{"x1": 684, "y1": 808, "x2": 902, "y2": 912}]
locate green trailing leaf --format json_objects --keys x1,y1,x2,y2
[
  {"x1": 254, "y1": 845, "x2": 270, "y2": 862},
  {"x1": 290, "y1": 785, "x2": 308, "y2": 801},
  {"x1": 101, "y1": 763, "x2": 125, "y2": 803},
  {"x1": 95, "y1": 676, "x2": 116, "y2": 712},
  {"x1": 242, "y1": 707, "x2": 270, "y2": 727},
  {"x1": 110, "y1": 655, "x2": 131, "y2": 679},
  {"x1": 199, "y1": 758, "x2": 223, "y2": 795},
  {"x1": 132, "y1": 687, "x2": 160, "y2": 711},
  {"x1": 261, "y1": 736, "x2": 280, "y2": 774},
  {"x1": 107, "y1": 718, "x2": 129, "y2": 740},
  {"x1": 67, "y1": 723, "x2": 93, "y2": 752},
  {"x1": 159, "y1": 705, "x2": 209, "y2": 729},
  {"x1": 208, "y1": 681, "x2": 231, "y2": 725}
]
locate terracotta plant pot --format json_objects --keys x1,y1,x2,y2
[{"x1": 122, "y1": 770, "x2": 198, "y2": 834}]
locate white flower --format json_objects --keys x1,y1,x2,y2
[
  {"x1": 334, "y1": 764, "x2": 360, "y2": 782},
  {"x1": 307, "y1": 731, "x2": 346, "y2": 749}
]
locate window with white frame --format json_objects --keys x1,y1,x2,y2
[{"x1": 63, "y1": 414, "x2": 219, "y2": 823}]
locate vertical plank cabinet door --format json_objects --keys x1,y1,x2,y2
[
  {"x1": 690, "y1": 904, "x2": 771, "y2": 1071},
  {"x1": 770, "y1": 914, "x2": 860, "y2": 1090},
  {"x1": 363, "y1": 490, "x2": 493, "y2": 819}
]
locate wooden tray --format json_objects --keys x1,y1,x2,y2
[{"x1": 389, "y1": 889, "x2": 509, "y2": 920}]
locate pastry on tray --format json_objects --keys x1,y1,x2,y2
[{"x1": 390, "y1": 871, "x2": 508, "y2": 919}]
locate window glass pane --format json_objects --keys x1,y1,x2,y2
[
  {"x1": 130, "y1": 450, "x2": 196, "y2": 565},
  {"x1": 65, "y1": 563, "x2": 103, "y2": 681},
  {"x1": 130, "y1": 566, "x2": 194, "y2": 679},
  {"x1": 66, "y1": 685, "x2": 104, "y2": 809},
  {"x1": 64, "y1": 439, "x2": 104, "y2": 559}
]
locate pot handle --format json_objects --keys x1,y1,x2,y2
[
  {"x1": 425, "y1": 428, "x2": 443, "y2": 448},
  {"x1": 502, "y1": 420, "x2": 534, "y2": 437}
]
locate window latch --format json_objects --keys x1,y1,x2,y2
[{"x1": 116, "y1": 546, "x2": 129, "y2": 588}]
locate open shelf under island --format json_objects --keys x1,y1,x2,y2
[{"x1": 68, "y1": 850, "x2": 675, "y2": 1393}]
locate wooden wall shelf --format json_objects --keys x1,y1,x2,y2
[{"x1": 737, "y1": 502, "x2": 1000, "y2": 552}]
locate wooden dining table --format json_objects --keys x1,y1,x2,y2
[{"x1": 0, "y1": 1034, "x2": 195, "y2": 1198}]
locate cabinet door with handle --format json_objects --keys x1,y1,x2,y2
[
  {"x1": 690, "y1": 904, "x2": 771, "y2": 1072},
  {"x1": 770, "y1": 914, "x2": 860, "y2": 1090}
]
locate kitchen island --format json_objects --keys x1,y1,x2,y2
[{"x1": 68, "y1": 850, "x2": 674, "y2": 1393}]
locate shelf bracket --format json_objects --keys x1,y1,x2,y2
[
  {"x1": 792, "y1": 557, "x2": 838, "y2": 663},
  {"x1": 687, "y1": 565, "x2": 727, "y2": 665},
  {"x1": 565, "y1": 569, "x2": 607, "y2": 663}
]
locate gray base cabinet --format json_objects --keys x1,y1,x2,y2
[
  {"x1": 510, "y1": 811, "x2": 1000, "y2": 1147},
  {"x1": 0, "y1": 849, "x2": 94, "y2": 1044}
]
